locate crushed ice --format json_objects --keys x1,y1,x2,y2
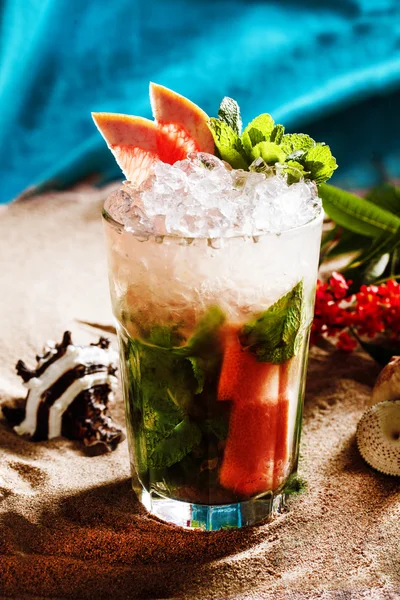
[{"x1": 108, "y1": 153, "x2": 321, "y2": 237}]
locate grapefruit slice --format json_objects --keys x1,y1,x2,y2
[
  {"x1": 150, "y1": 82, "x2": 214, "y2": 154},
  {"x1": 217, "y1": 325, "x2": 291, "y2": 496},
  {"x1": 92, "y1": 113, "x2": 161, "y2": 186},
  {"x1": 92, "y1": 83, "x2": 215, "y2": 185}
]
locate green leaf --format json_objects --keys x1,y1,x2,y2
[
  {"x1": 208, "y1": 118, "x2": 248, "y2": 169},
  {"x1": 280, "y1": 133, "x2": 315, "y2": 156},
  {"x1": 147, "y1": 324, "x2": 185, "y2": 348},
  {"x1": 239, "y1": 280, "x2": 304, "y2": 364},
  {"x1": 347, "y1": 229, "x2": 400, "y2": 270},
  {"x1": 184, "y1": 305, "x2": 226, "y2": 355},
  {"x1": 241, "y1": 114, "x2": 275, "y2": 155},
  {"x1": 218, "y1": 97, "x2": 242, "y2": 135},
  {"x1": 219, "y1": 145, "x2": 250, "y2": 170},
  {"x1": 247, "y1": 127, "x2": 266, "y2": 148},
  {"x1": 283, "y1": 160, "x2": 309, "y2": 185},
  {"x1": 128, "y1": 336, "x2": 197, "y2": 463},
  {"x1": 148, "y1": 417, "x2": 202, "y2": 469},
  {"x1": 320, "y1": 184, "x2": 400, "y2": 238},
  {"x1": 302, "y1": 144, "x2": 338, "y2": 184},
  {"x1": 343, "y1": 229, "x2": 400, "y2": 288},
  {"x1": 186, "y1": 356, "x2": 205, "y2": 394},
  {"x1": 365, "y1": 183, "x2": 400, "y2": 217},
  {"x1": 270, "y1": 124, "x2": 285, "y2": 144},
  {"x1": 250, "y1": 141, "x2": 287, "y2": 165}
]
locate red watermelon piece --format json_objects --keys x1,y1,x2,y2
[{"x1": 218, "y1": 325, "x2": 292, "y2": 496}]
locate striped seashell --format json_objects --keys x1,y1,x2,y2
[{"x1": 2, "y1": 331, "x2": 124, "y2": 454}]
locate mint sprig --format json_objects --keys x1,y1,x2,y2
[{"x1": 208, "y1": 99, "x2": 337, "y2": 185}]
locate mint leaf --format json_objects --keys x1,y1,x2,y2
[
  {"x1": 270, "y1": 124, "x2": 285, "y2": 144},
  {"x1": 149, "y1": 417, "x2": 202, "y2": 469},
  {"x1": 303, "y1": 144, "x2": 338, "y2": 184},
  {"x1": 280, "y1": 133, "x2": 315, "y2": 156},
  {"x1": 283, "y1": 160, "x2": 310, "y2": 185},
  {"x1": 218, "y1": 97, "x2": 242, "y2": 135},
  {"x1": 128, "y1": 338, "x2": 197, "y2": 464},
  {"x1": 241, "y1": 114, "x2": 275, "y2": 156},
  {"x1": 186, "y1": 356, "x2": 205, "y2": 394},
  {"x1": 247, "y1": 127, "x2": 266, "y2": 148},
  {"x1": 125, "y1": 305, "x2": 229, "y2": 473},
  {"x1": 180, "y1": 305, "x2": 226, "y2": 395},
  {"x1": 250, "y1": 141, "x2": 287, "y2": 165},
  {"x1": 184, "y1": 305, "x2": 226, "y2": 355},
  {"x1": 208, "y1": 118, "x2": 248, "y2": 169},
  {"x1": 147, "y1": 324, "x2": 185, "y2": 348},
  {"x1": 239, "y1": 280, "x2": 304, "y2": 364},
  {"x1": 220, "y1": 146, "x2": 250, "y2": 170}
]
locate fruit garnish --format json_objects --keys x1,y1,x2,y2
[
  {"x1": 92, "y1": 114, "x2": 160, "y2": 185},
  {"x1": 92, "y1": 83, "x2": 213, "y2": 185},
  {"x1": 150, "y1": 82, "x2": 214, "y2": 154},
  {"x1": 93, "y1": 83, "x2": 337, "y2": 187}
]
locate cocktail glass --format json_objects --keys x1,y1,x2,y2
[{"x1": 103, "y1": 186, "x2": 322, "y2": 530}]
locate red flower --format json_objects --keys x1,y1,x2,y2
[
  {"x1": 311, "y1": 275, "x2": 400, "y2": 353},
  {"x1": 337, "y1": 331, "x2": 358, "y2": 352},
  {"x1": 329, "y1": 272, "x2": 351, "y2": 299}
]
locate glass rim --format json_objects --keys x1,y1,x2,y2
[{"x1": 102, "y1": 192, "x2": 323, "y2": 241}]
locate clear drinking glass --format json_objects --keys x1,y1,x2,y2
[{"x1": 103, "y1": 187, "x2": 322, "y2": 530}]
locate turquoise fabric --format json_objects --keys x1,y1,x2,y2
[{"x1": 1, "y1": 0, "x2": 399, "y2": 203}]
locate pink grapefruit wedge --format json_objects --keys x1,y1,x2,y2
[
  {"x1": 92, "y1": 83, "x2": 215, "y2": 185},
  {"x1": 92, "y1": 113, "x2": 160, "y2": 186},
  {"x1": 150, "y1": 82, "x2": 214, "y2": 154}
]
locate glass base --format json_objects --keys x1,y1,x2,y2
[{"x1": 138, "y1": 487, "x2": 286, "y2": 531}]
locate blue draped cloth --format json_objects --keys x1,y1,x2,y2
[{"x1": 1, "y1": 0, "x2": 399, "y2": 203}]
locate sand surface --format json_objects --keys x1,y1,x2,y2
[{"x1": 0, "y1": 187, "x2": 399, "y2": 600}]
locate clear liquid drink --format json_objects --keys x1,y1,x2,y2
[{"x1": 103, "y1": 188, "x2": 322, "y2": 530}]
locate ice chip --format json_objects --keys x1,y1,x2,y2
[
  {"x1": 106, "y1": 187, "x2": 142, "y2": 225},
  {"x1": 125, "y1": 204, "x2": 154, "y2": 234},
  {"x1": 249, "y1": 157, "x2": 274, "y2": 177},
  {"x1": 186, "y1": 152, "x2": 227, "y2": 171}
]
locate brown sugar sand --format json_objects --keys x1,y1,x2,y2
[{"x1": 0, "y1": 186, "x2": 399, "y2": 599}]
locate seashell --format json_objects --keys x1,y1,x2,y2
[
  {"x1": 2, "y1": 331, "x2": 124, "y2": 454},
  {"x1": 356, "y1": 400, "x2": 400, "y2": 476},
  {"x1": 370, "y1": 356, "x2": 400, "y2": 406}
]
